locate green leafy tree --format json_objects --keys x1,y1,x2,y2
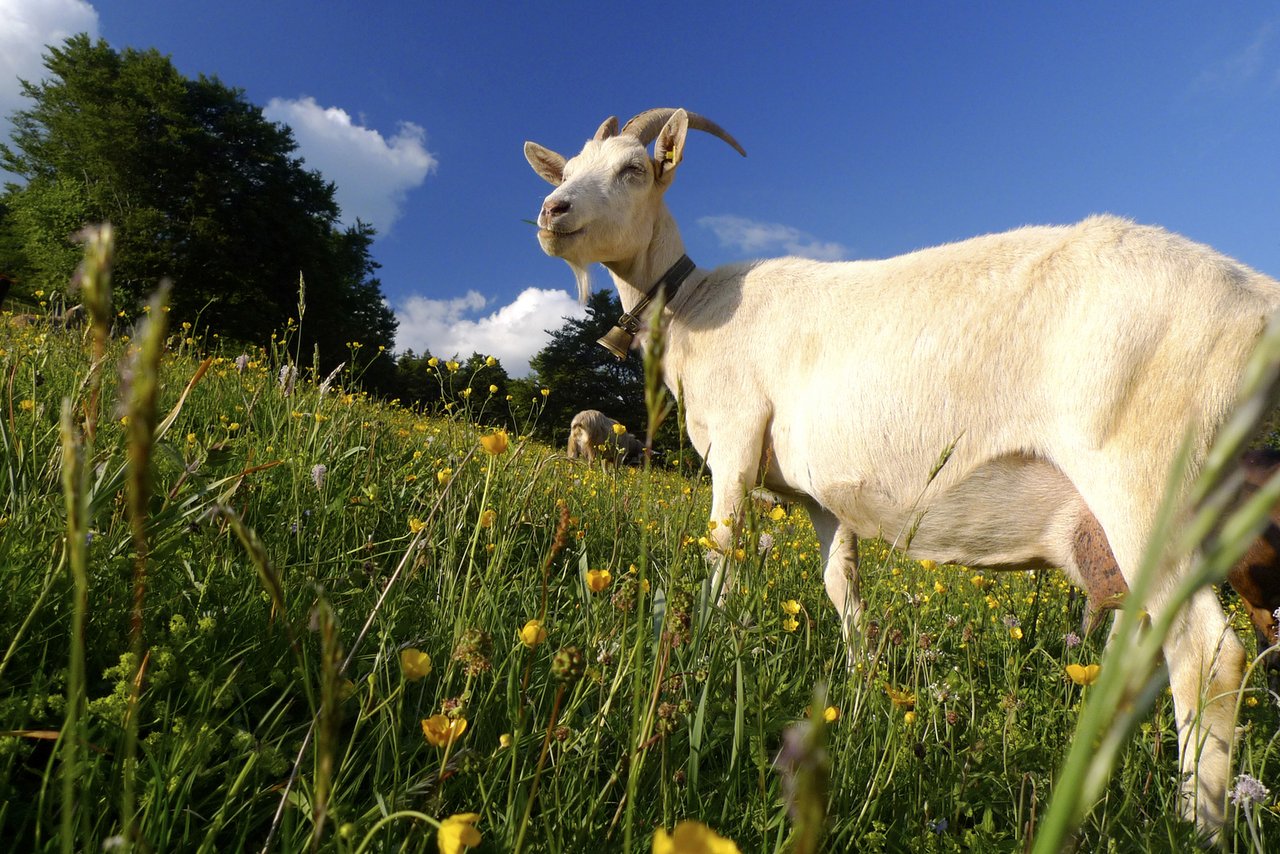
[
  {"x1": 389, "y1": 350, "x2": 439, "y2": 410},
  {"x1": 0, "y1": 34, "x2": 395, "y2": 370}
]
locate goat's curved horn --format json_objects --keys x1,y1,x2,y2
[
  {"x1": 620, "y1": 108, "x2": 746, "y2": 157},
  {"x1": 594, "y1": 116, "x2": 619, "y2": 141}
]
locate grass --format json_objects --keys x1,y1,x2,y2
[{"x1": 1, "y1": 239, "x2": 1278, "y2": 852}]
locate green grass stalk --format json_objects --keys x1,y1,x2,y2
[
  {"x1": 76, "y1": 224, "x2": 113, "y2": 443},
  {"x1": 58, "y1": 400, "x2": 88, "y2": 854},
  {"x1": 119, "y1": 281, "x2": 171, "y2": 847},
  {"x1": 311, "y1": 595, "x2": 343, "y2": 851}
]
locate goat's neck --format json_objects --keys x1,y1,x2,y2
[{"x1": 603, "y1": 211, "x2": 688, "y2": 316}]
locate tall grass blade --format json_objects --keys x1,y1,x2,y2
[
  {"x1": 310, "y1": 594, "x2": 343, "y2": 851},
  {"x1": 58, "y1": 400, "x2": 88, "y2": 854},
  {"x1": 119, "y1": 280, "x2": 170, "y2": 848}
]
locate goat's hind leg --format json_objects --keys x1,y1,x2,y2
[
  {"x1": 806, "y1": 504, "x2": 864, "y2": 669},
  {"x1": 1160, "y1": 586, "x2": 1246, "y2": 831},
  {"x1": 1071, "y1": 463, "x2": 1244, "y2": 834}
]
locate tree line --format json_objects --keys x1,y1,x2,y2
[{"x1": 0, "y1": 35, "x2": 673, "y2": 457}]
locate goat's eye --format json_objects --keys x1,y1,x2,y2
[{"x1": 619, "y1": 162, "x2": 647, "y2": 180}]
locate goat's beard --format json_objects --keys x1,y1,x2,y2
[{"x1": 568, "y1": 262, "x2": 591, "y2": 304}]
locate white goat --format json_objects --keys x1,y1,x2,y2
[
  {"x1": 566, "y1": 409, "x2": 644, "y2": 465},
  {"x1": 524, "y1": 107, "x2": 1280, "y2": 832}
]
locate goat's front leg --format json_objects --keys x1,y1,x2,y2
[
  {"x1": 804, "y1": 504, "x2": 863, "y2": 668},
  {"x1": 704, "y1": 430, "x2": 765, "y2": 606}
]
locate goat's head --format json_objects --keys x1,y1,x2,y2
[{"x1": 524, "y1": 108, "x2": 745, "y2": 301}]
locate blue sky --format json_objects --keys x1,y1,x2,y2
[{"x1": 3, "y1": 1, "x2": 1279, "y2": 375}]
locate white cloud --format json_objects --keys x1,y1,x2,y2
[
  {"x1": 699, "y1": 214, "x2": 848, "y2": 261},
  {"x1": 0, "y1": 0, "x2": 99, "y2": 160},
  {"x1": 1192, "y1": 20, "x2": 1280, "y2": 95},
  {"x1": 395, "y1": 287, "x2": 586, "y2": 377},
  {"x1": 264, "y1": 96, "x2": 436, "y2": 236}
]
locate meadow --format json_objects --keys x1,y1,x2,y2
[{"x1": 1, "y1": 239, "x2": 1278, "y2": 852}]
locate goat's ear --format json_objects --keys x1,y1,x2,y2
[
  {"x1": 653, "y1": 109, "x2": 688, "y2": 184},
  {"x1": 524, "y1": 142, "x2": 566, "y2": 186}
]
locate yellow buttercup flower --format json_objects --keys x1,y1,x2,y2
[
  {"x1": 519, "y1": 619, "x2": 548, "y2": 648},
  {"x1": 422, "y1": 714, "x2": 468, "y2": 748},
  {"x1": 611, "y1": 422, "x2": 627, "y2": 435},
  {"x1": 437, "y1": 467, "x2": 453, "y2": 485},
  {"x1": 823, "y1": 705, "x2": 839, "y2": 723},
  {"x1": 479, "y1": 430, "x2": 508, "y2": 456},
  {"x1": 920, "y1": 559, "x2": 937, "y2": 571},
  {"x1": 436, "y1": 812, "x2": 481, "y2": 853},
  {"x1": 781, "y1": 616, "x2": 800, "y2": 633},
  {"x1": 781, "y1": 599, "x2": 801, "y2": 616},
  {"x1": 885, "y1": 684, "x2": 915, "y2": 709},
  {"x1": 479, "y1": 509, "x2": 497, "y2": 528},
  {"x1": 400, "y1": 648, "x2": 432, "y2": 681},
  {"x1": 903, "y1": 710, "x2": 917, "y2": 725},
  {"x1": 484, "y1": 356, "x2": 497, "y2": 367},
  {"x1": 769, "y1": 506, "x2": 786, "y2": 522},
  {"x1": 1009, "y1": 626, "x2": 1024, "y2": 640},
  {"x1": 409, "y1": 517, "x2": 426, "y2": 534},
  {"x1": 428, "y1": 357, "x2": 439, "y2": 367},
  {"x1": 586, "y1": 568, "x2": 612, "y2": 592},
  {"x1": 652, "y1": 820, "x2": 741, "y2": 854},
  {"x1": 1066, "y1": 663, "x2": 1101, "y2": 686}
]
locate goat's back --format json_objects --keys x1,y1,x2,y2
[{"x1": 665, "y1": 215, "x2": 1280, "y2": 536}]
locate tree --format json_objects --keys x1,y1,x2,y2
[
  {"x1": 0, "y1": 34, "x2": 395, "y2": 369},
  {"x1": 390, "y1": 350, "x2": 512, "y2": 427},
  {"x1": 528, "y1": 289, "x2": 683, "y2": 456}
]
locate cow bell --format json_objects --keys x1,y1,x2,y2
[{"x1": 597, "y1": 324, "x2": 636, "y2": 360}]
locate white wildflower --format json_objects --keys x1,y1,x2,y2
[
  {"x1": 757, "y1": 532, "x2": 775, "y2": 554},
  {"x1": 1229, "y1": 773, "x2": 1270, "y2": 807},
  {"x1": 278, "y1": 364, "x2": 297, "y2": 397},
  {"x1": 319, "y1": 362, "x2": 345, "y2": 396}
]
